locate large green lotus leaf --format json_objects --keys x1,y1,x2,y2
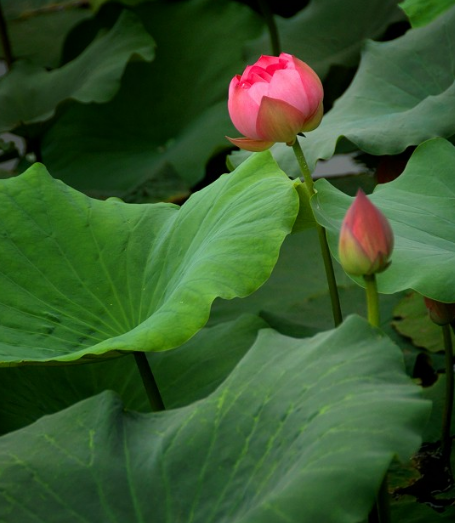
[
  {"x1": 247, "y1": 0, "x2": 403, "y2": 78},
  {"x1": 0, "y1": 315, "x2": 266, "y2": 434},
  {"x1": 0, "y1": 0, "x2": 91, "y2": 68},
  {"x1": 400, "y1": 0, "x2": 455, "y2": 27},
  {"x1": 40, "y1": 0, "x2": 263, "y2": 198},
  {"x1": 0, "y1": 152, "x2": 298, "y2": 365},
  {"x1": 0, "y1": 10, "x2": 155, "y2": 132},
  {"x1": 312, "y1": 138, "x2": 455, "y2": 302},
  {"x1": 0, "y1": 316, "x2": 430, "y2": 523}
]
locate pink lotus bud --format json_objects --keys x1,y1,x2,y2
[
  {"x1": 226, "y1": 53, "x2": 324, "y2": 152},
  {"x1": 424, "y1": 297, "x2": 455, "y2": 326},
  {"x1": 338, "y1": 190, "x2": 394, "y2": 276}
]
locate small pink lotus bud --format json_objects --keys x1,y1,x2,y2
[
  {"x1": 338, "y1": 190, "x2": 394, "y2": 276},
  {"x1": 226, "y1": 53, "x2": 324, "y2": 152},
  {"x1": 424, "y1": 297, "x2": 455, "y2": 326}
]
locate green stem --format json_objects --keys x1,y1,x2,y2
[
  {"x1": 441, "y1": 324, "x2": 454, "y2": 462},
  {"x1": 363, "y1": 274, "x2": 380, "y2": 328},
  {"x1": 291, "y1": 139, "x2": 342, "y2": 327},
  {"x1": 257, "y1": 0, "x2": 281, "y2": 55},
  {"x1": 291, "y1": 138, "x2": 314, "y2": 194},
  {"x1": 0, "y1": 1, "x2": 13, "y2": 69},
  {"x1": 363, "y1": 273, "x2": 391, "y2": 523},
  {"x1": 316, "y1": 224, "x2": 343, "y2": 327},
  {"x1": 134, "y1": 351, "x2": 165, "y2": 412}
]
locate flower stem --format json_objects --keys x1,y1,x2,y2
[
  {"x1": 0, "y1": 2, "x2": 13, "y2": 69},
  {"x1": 363, "y1": 274, "x2": 380, "y2": 328},
  {"x1": 441, "y1": 324, "x2": 454, "y2": 462},
  {"x1": 133, "y1": 351, "x2": 165, "y2": 412},
  {"x1": 291, "y1": 139, "x2": 342, "y2": 327},
  {"x1": 291, "y1": 138, "x2": 315, "y2": 194},
  {"x1": 256, "y1": 0, "x2": 281, "y2": 55},
  {"x1": 364, "y1": 273, "x2": 391, "y2": 523}
]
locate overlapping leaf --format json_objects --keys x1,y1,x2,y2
[
  {"x1": 392, "y1": 292, "x2": 455, "y2": 353},
  {"x1": 0, "y1": 316, "x2": 430, "y2": 523},
  {"x1": 0, "y1": 0, "x2": 91, "y2": 68},
  {"x1": 0, "y1": 315, "x2": 266, "y2": 434},
  {"x1": 312, "y1": 138, "x2": 455, "y2": 302},
  {"x1": 40, "y1": 0, "x2": 264, "y2": 198},
  {"x1": 0, "y1": 10, "x2": 155, "y2": 132},
  {"x1": 300, "y1": 5, "x2": 455, "y2": 170},
  {"x1": 0, "y1": 152, "x2": 298, "y2": 365}
]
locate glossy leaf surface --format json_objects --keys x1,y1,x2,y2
[
  {"x1": 0, "y1": 316, "x2": 430, "y2": 523},
  {"x1": 0, "y1": 152, "x2": 297, "y2": 365}
]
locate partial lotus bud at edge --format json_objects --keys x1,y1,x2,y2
[{"x1": 424, "y1": 297, "x2": 455, "y2": 326}]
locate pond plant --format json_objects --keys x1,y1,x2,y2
[{"x1": 0, "y1": 0, "x2": 454, "y2": 521}]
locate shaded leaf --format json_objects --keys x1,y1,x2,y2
[
  {"x1": 0, "y1": 152, "x2": 298, "y2": 365},
  {"x1": 247, "y1": 0, "x2": 404, "y2": 78},
  {"x1": 0, "y1": 10, "x2": 155, "y2": 132},
  {"x1": 40, "y1": 0, "x2": 263, "y2": 197},
  {"x1": 421, "y1": 374, "x2": 455, "y2": 442},
  {"x1": 150, "y1": 314, "x2": 268, "y2": 410},
  {"x1": 0, "y1": 315, "x2": 266, "y2": 434},
  {"x1": 1, "y1": 0, "x2": 77, "y2": 18},
  {"x1": 0, "y1": 316, "x2": 430, "y2": 523},
  {"x1": 392, "y1": 292, "x2": 455, "y2": 353},
  {"x1": 312, "y1": 139, "x2": 455, "y2": 302},
  {"x1": 0, "y1": 0, "x2": 91, "y2": 68},
  {"x1": 89, "y1": 0, "x2": 144, "y2": 12}
]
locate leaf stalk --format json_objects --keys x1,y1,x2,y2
[
  {"x1": 363, "y1": 274, "x2": 380, "y2": 328},
  {"x1": 134, "y1": 351, "x2": 165, "y2": 412},
  {"x1": 256, "y1": 0, "x2": 281, "y2": 55}
]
